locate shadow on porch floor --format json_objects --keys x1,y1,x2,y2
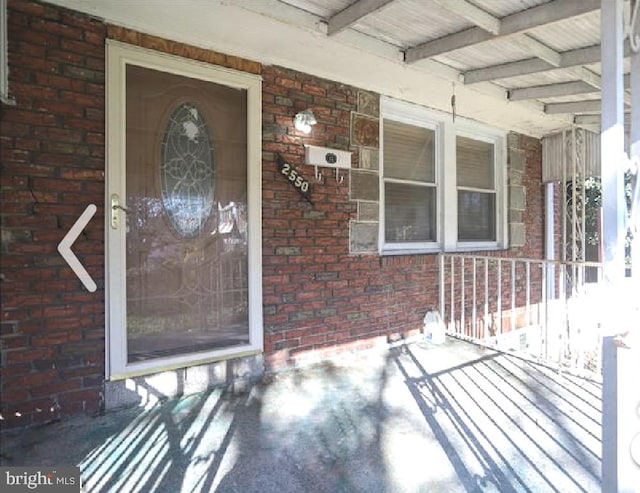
[{"x1": 1, "y1": 338, "x2": 601, "y2": 493}]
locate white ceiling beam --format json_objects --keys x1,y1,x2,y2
[
  {"x1": 574, "y1": 113, "x2": 630, "y2": 125},
  {"x1": 465, "y1": 58, "x2": 552, "y2": 84},
  {"x1": 566, "y1": 67, "x2": 602, "y2": 89},
  {"x1": 509, "y1": 81, "x2": 598, "y2": 101},
  {"x1": 433, "y1": 0, "x2": 564, "y2": 71},
  {"x1": 545, "y1": 100, "x2": 604, "y2": 114},
  {"x1": 327, "y1": 0, "x2": 395, "y2": 36},
  {"x1": 405, "y1": 0, "x2": 600, "y2": 63},
  {"x1": 509, "y1": 73, "x2": 630, "y2": 101},
  {"x1": 561, "y1": 70, "x2": 633, "y2": 105},
  {"x1": 512, "y1": 35, "x2": 562, "y2": 66},
  {"x1": 500, "y1": 0, "x2": 600, "y2": 35},
  {"x1": 405, "y1": 27, "x2": 492, "y2": 62},
  {"x1": 464, "y1": 42, "x2": 631, "y2": 84},
  {"x1": 431, "y1": 0, "x2": 500, "y2": 34}
]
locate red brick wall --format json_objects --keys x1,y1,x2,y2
[
  {"x1": 1, "y1": 0, "x2": 106, "y2": 428},
  {"x1": 0, "y1": 1, "x2": 546, "y2": 428},
  {"x1": 515, "y1": 133, "x2": 545, "y2": 259},
  {"x1": 261, "y1": 66, "x2": 441, "y2": 368},
  {"x1": 441, "y1": 133, "x2": 545, "y2": 336}
]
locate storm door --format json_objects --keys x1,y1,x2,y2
[{"x1": 106, "y1": 42, "x2": 262, "y2": 378}]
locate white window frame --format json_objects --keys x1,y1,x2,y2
[
  {"x1": 0, "y1": 0, "x2": 15, "y2": 105},
  {"x1": 106, "y1": 41, "x2": 263, "y2": 380},
  {"x1": 380, "y1": 96, "x2": 508, "y2": 255},
  {"x1": 380, "y1": 101, "x2": 443, "y2": 254},
  {"x1": 452, "y1": 123, "x2": 508, "y2": 251}
]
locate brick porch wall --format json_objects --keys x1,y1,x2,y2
[
  {"x1": 1, "y1": 0, "x2": 106, "y2": 428},
  {"x1": 0, "y1": 1, "x2": 544, "y2": 429}
]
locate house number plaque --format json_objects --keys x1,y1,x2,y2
[{"x1": 277, "y1": 154, "x2": 313, "y2": 205}]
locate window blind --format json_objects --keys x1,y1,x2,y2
[
  {"x1": 456, "y1": 136, "x2": 496, "y2": 241},
  {"x1": 383, "y1": 119, "x2": 435, "y2": 183},
  {"x1": 456, "y1": 136, "x2": 494, "y2": 189}
]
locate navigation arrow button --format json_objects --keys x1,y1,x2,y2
[{"x1": 57, "y1": 204, "x2": 98, "y2": 293}]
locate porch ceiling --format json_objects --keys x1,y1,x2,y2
[{"x1": 45, "y1": 0, "x2": 634, "y2": 138}]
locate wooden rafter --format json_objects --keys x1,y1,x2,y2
[
  {"x1": 509, "y1": 81, "x2": 599, "y2": 101},
  {"x1": 327, "y1": 0, "x2": 395, "y2": 36},
  {"x1": 405, "y1": 0, "x2": 600, "y2": 63},
  {"x1": 419, "y1": 0, "x2": 605, "y2": 107},
  {"x1": 509, "y1": 75, "x2": 630, "y2": 101},
  {"x1": 545, "y1": 99, "x2": 604, "y2": 114},
  {"x1": 431, "y1": 0, "x2": 500, "y2": 34},
  {"x1": 464, "y1": 42, "x2": 630, "y2": 84},
  {"x1": 574, "y1": 113, "x2": 630, "y2": 125}
]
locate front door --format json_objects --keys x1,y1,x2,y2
[{"x1": 106, "y1": 42, "x2": 262, "y2": 378}]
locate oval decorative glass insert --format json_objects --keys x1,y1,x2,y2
[{"x1": 160, "y1": 102, "x2": 215, "y2": 238}]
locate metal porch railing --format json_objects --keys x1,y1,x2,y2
[{"x1": 439, "y1": 253, "x2": 604, "y2": 375}]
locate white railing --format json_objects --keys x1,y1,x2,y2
[{"x1": 439, "y1": 253, "x2": 604, "y2": 375}]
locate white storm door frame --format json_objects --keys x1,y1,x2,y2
[{"x1": 105, "y1": 40, "x2": 263, "y2": 379}]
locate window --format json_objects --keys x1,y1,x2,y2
[
  {"x1": 383, "y1": 119, "x2": 437, "y2": 245},
  {"x1": 457, "y1": 135, "x2": 496, "y2": 242},
  {"x1": 381, "y1": 97, "x2": 506, "y2": 254}
]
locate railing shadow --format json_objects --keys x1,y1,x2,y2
[
  {"x1": 211, "y1": 358, "x2": 393, "y2": 493},
  {"x1": 2, "y1": 340, "x2": 602, "y2": 492},
  {"x1": 74, "y1": 355, "x2": 394, "y2": 492},
  {"x1": 391, "y1": 343, "x2": 602, "y2": 493}
]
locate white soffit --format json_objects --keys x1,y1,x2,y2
[{"x1": 43, "y1": 0, "x2": 572, "y2": 137}]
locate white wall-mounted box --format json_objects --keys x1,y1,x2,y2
[{"x1": 304, "y1": 145, "x2": 352, "y2": 169}]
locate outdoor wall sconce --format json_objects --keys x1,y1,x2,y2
[{"x1": 294, "y1": 109, "x2": 317, "y2": 134}]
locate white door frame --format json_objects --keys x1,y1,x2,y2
[{"x1": 105, "y1": 40, "x2": 263, "y2": 380}]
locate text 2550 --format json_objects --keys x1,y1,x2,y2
[{"x1": 280, "y1": 162, "x2": 310, "y2": 193}]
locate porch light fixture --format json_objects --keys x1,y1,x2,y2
[{"x1": 294, "y1": 109, "x2": 317, "y2": 134}]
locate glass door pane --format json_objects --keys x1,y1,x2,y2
[{"x1": 125, "y1": 65, "x2": 249, "y2": 363}]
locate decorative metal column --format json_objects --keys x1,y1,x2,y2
[
  {"x1": 601, "y1": 0, "x2": 640, "y2": 491},
  {"x1": 624, "y1": 0, "x2": 640, "y2": 491},
  {"x1": 630, "y1": 0, "x2": 640, "y2": 293},
  {"x1": 600, "y1": 0, "x2": 626, "y2": 492}
]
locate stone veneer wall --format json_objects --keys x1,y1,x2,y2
[
  {"x1": 347, "y1": 101, "x2": 537, "y2": 253},
  {"x1": 349, "y1": 91, "x2": 381, "y2": 253},
  {"x1": 509, "y1": 133, "x2": 528, "y2": 248}
]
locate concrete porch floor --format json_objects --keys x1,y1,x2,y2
[{"x1": 0, "y1": 338, "x2": 601, "y2": 492}]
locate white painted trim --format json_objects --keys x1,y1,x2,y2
[
  {"x1": 442, "y1": 118, "x2": 457, "y2": 251},
  {"x1": 453, "y1": 122, "x2": 508, "y2": 249},
  {"x1": 0, "y1": 0, "x2": 14, "y2": 105},
  {"x1": 105, "y1": 40, "x2": 263, "y2": 379},
  {"x1": 600, "y1": 1, "x2": 629, "y2": 490},
  {"x1": 380, "y1": 96, "x2": 507, "y2": 255},
  {"x1": 380, "y1": 97, "x2": 442, "y2": 254}
]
